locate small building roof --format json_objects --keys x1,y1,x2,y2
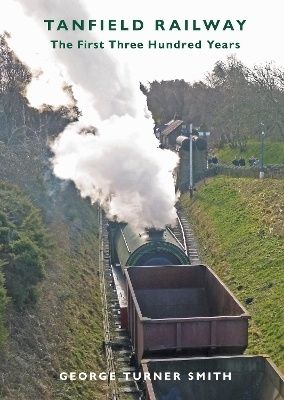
[{"x1": 161, "y1": 119, "x2": 183, "y2": 137}]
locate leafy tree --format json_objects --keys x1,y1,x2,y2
[{"x1": 145, "y1": 79, "x2": 189, "y2": 123}]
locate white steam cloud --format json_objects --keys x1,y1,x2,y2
[
  {"x1": 51, "y1": 116, "x2": 179, "y2": 229},
  {"x1": 2, "y1": 0, "x2": 180, "y2": 230}
]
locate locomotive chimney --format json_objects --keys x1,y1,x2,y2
[{"x1": 146, "y1": 228, "x2": 166, "y2": 241}]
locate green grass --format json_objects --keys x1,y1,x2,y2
[
  {"x1": 50, "y1": 188, "x2": 107, "y2": 400},
  {"x1": 181, "y1": 176, "x2": 284, "y2": 371},
  {"x1": 214, "y1": 141, "x2": 284, "y2": 165}
]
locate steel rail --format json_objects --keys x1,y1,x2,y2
[
  {"x1": 98, "y1": 206, "x2": 120, "y2": 399},
  {"x1": 176, "y1": 211, "x2": 188, "y2": 256},
  {"x1": 166, "y1": 226, "x2": 187, "y2": 254}
]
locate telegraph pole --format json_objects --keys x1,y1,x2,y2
[
  {"x1": 260, "y1": 122, "x2": 265, "y2": 179},
  {"x1": 189, "y1": 123, "x2": 193, "y2": 198}
]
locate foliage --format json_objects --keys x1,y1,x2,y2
[
  {"x1": 6, "y1": 238, "x2": 45, "y2": 305},
  {"x1": 0, "y1": 35, "x2": 105, "y2": 399},
  {"x1": 143, "y1": 55, "x2": 284, "y2": 149},
  {"x1": 0, "y1": 261, "x2": 8, "y2": 348},
  {"x1": 143, "y1": 79, "x2": 189, "y2": 123},
  {"x1": 0, "y1": 181, "x2": 49, "y2": 308},
  {"x1": 0, "y1": 34, "x2": 82, "y2": 214},
  {"x1": 206, "y1": 56, "x2": 284, "y2": 144},
  {"x1": 181, "y1": 177, "x2": 284, "y2": 372},
  {"x1": 0, "y1": 186, "x2": 106, "y2": 399},
  {"x1": 0, "y1": 35, "x2": 80, "y2": 146}
]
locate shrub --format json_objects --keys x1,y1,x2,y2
[{"x1": 0, "y1": 181, "x2": 49, "y2": 308}]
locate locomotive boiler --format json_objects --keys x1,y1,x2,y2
[{"x1": 109, "y1": 222, "x2": 189, "y2": 268}]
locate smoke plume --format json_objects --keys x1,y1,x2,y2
[
  {"x1": 51, "y1": 116, "x2": 179, "y2": 230},
  {"x1": 3, "y1": 0, "x2": 180, "y2": 230}
]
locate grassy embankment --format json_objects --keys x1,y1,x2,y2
[
  {"x1": 181, "y1": 176, "x2": 284, "y2": 372},
  {"x1": 213, "y1": 141, "x2": 284, "y2": 165},
  {"x1": 0, "y1": 184, "x2": 107, "y2": 400}
]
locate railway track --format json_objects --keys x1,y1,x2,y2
[
  {"x1": 98, "y1": 207, "x2": 143, "y2": 400},
  {"x1": 98, "y1": 206, "x2": 201, "y2": 399},
  {"x1": 170, "y1": 209, "x2": 201, "y2": 264}
]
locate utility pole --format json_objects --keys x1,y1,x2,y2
[
  {"x1": 189, "y1": 123, "x2": 193, "y2": 198},
  {"x1": 260, "y1": 122, "x2": 264, "y2": 179}
]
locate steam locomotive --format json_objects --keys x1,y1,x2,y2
[{"x1": 109, "y1": 221, "x2": 189, "y2": 267}]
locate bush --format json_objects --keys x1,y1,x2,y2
[
  {"x1": 5, "y1": 238, "x2": 46, "y2": 304},
  {"x1": 0, "y1": 181, "x2": 49, "y2": 308}
]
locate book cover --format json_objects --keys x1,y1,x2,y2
[{"x1": 0, "y1": 0, "x2": 283, "y2": 399}]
